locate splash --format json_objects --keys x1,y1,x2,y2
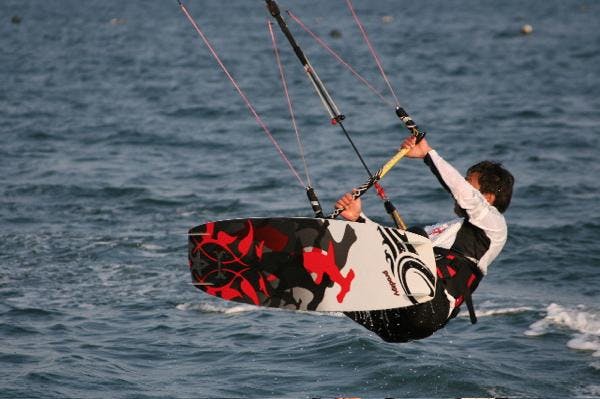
[{"x1": 525, "y1": 303, "x2": 600, "y2": 357}]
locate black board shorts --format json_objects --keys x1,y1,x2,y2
[{"x1": 344, "y1": 280, "x2": 451, "y2": 343}]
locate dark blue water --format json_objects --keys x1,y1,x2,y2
[{"x1": 2, "y1": 1, "x2": 599, "y2": 397}]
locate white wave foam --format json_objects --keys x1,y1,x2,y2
[
  {"x1": 141, "y1": 243, "x2": 163, "y2": 251},
  {"x1": 139, "y1": 243, "x2": 168, "y2": 258},
  {"x1": 477, "y1": 306, "x2": 535, "y2": 317},
  {"x1": 525, "y1": 303, "x2": 600, "y2": 336},
  {"x1": 525, "y1": 303, "x2": 600, "y2": 357},
  {"x1": 457, "y1": 305, "x2": 534, "y2": 319},
  {"x1": 176, "y1": 301, "x2": 345, "y2": 317},
  {"x1": 567, "y1": 334, "x2": 600, "y2": 356},
  {"x1": 176, "y1": 302, "x2": 258, "y2": 314}
]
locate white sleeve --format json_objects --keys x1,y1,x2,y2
[{"x1": 425, "y1": 150, "x2": 504, "y2": 229}]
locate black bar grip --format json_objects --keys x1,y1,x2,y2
[
  {"x1": 395, "y1": 106, "x2": 425, "y2": 143},
  {"x1": 306, "y1": 186, "x2": 324, "y2": 218},
  {"x1": 266, "y1": 0, "x2": 280, "y2": 18}
]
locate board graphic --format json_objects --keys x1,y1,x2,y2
[{"x1": 188, "y1": 217, "x2": 436, "y2": 312}]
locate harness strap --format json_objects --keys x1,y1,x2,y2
[
  {"x1": 436, "y1": 250, "x2": 482, "y2": 324},
  {"x1": 463, "y1": 280, "x2": 477, "y2": 324}
]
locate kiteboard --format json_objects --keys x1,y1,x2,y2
[{"x1": 188, "y1": 217, "x2": 436, "y2": 312}]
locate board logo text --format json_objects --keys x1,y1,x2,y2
[{"x1": 382, "y1": 270, "x2": 401, "y2": 296}]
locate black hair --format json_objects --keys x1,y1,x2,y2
[{"x1": 467, "y1": 161, "x2": 514, "y2": 213}]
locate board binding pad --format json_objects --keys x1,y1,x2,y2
[{"x1": 188, "y1": 217, "x2": 436, "y2": 312}]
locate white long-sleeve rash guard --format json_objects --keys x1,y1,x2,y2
[
  {"x1": 361, "y1": 150, "x2": 507, "y2": 275},
  {"x1": 422, "y1": 150, "x2": 507, "y2": 275}
]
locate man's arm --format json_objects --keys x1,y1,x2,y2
[
  {"x1": 424, "y1": 150, "x2": 489, "y2": 215},
  {"x1": 402, "y1": 136, "x2": 489, "y2": 214},
  {"x1": 402, "y1": 136, "x2": 506, "y2": 245}
]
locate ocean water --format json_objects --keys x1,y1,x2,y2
[{"x1": 1, "y1": 0, "x2": 599, "y2": 398}]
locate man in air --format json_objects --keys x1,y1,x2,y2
[{"x1": 335, "y1": 135, "x2": 515, "y2": 342}]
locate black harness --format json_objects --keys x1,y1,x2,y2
[{"x1": 435, "y1": 247, "x2": 484, "y2": 324}]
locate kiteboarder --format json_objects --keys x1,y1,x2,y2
[
  {"x1": 181, "y1": 0, "x2": 515, "y2": 342},
  {"x1": 336, "y1": 135, "x2": 515, "y2": 342}
]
